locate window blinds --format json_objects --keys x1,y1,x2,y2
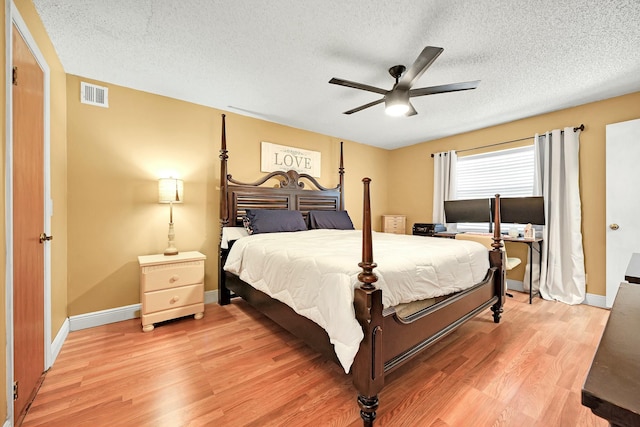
[
  {"x1": 453, "y1": 145, "x2": 534, "y2": 232},
  {"x1": 456, "y1": 145, "x2": 534, "y2": 199}
]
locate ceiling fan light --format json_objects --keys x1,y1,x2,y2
[
  {"x1": 385, "y1": 90, "x2": 410, "y2": 116},
  {"x1": 385, "y1": 103, "x2": 410, "y2": 116}
]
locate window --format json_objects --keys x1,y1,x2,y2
[{"x1": 454, "y1": 145, "x2": 534, "y2": 232}]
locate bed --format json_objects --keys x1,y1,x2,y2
[{"x1": 217, "y1": 114, "x2": 506, "y2": 425}]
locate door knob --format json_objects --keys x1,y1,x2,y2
[
  {"x1": 39, "y1": 233, "x2": 53, "y2": 243},
  {"x1": 609, "y1": 224, "x2": 620, "y2": 230}
]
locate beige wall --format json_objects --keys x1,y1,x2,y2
[
  {"x1": 66, "y1": 75, "x2": 389, "y2": 315},
  {"x1": 388, "y1": 91, "x2": 640, "y2": 296}
]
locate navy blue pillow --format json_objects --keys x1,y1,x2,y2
[
  {"x1": 308, "y1": 210, "x2": 354, "y2": 230},
  {"x1": 243, "y1": 209, "x2": 307, "y2": 235}
]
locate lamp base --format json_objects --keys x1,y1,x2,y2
[
  {"x1": 164, "y1": 221, "x2": 178, "y2": 256},
  {"x1": 164, "y1": 247, "x2": 179, "y2": 256}
]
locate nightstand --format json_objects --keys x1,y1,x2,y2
[
  {"x1": 382, "y1": 215, "x2": 406, "y2": 234},
  {"x1": 138, "y1": 251, "x2": 206, "y2": 332}
]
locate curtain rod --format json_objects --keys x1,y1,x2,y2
[{"x1": 430, "y1": 123, "x2": 584, "y2": 157}]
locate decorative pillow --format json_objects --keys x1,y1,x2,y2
[
  {"x1": 308, "y1": 210, "x2": 354, "y2": 230},
  {"x1": 242, "y1": 216, "x2": 254, "y2": 234},
  {"x1": 243, "y1": 209, "x2": 307, "y2": 235}
]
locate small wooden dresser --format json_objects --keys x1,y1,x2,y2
[
  {"x1": 382, "y1": 215, "x2": 406, "y2": 234},
  {"x1": 138, "y1": 251, "x2": 206, "y2": 332}
]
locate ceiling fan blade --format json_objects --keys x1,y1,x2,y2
[
  {"x1": 329, "y1": 78, "x2": 388, "y2": 95},
  {"x1": 343, "y1": 98, "x2": 384, "y2": 115},
  {"x1": 398, "y1": 46, "x2": 444, "y2": 90},
  {"x1": 409, "y1": 80, "x2": 480, "y2": 97},
  {"x1": 405, "y1": 102, "x2": 418, "y2": 117}
]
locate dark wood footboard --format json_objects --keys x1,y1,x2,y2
[{"x1": 350, "y1": 179, "x2": 505, "y2": 425}]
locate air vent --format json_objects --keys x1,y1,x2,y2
[{"x1": 80, "y1": 82, "x2": 109, "y2": 108}]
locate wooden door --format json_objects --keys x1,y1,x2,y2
[
  {"x1": 605, "y1": 118, "x2": 640, "y2": 307},
  {"x1": 12, "y1": 23, "x2": 45, "y2": 419}
]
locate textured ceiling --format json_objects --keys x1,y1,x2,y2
[{"x1": 33, "y1": 0, "x2": 640, "y2": 149}]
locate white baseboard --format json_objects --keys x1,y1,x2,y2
[
  {"x1": 204, "y1": 289, "x2": 219, "y2": 305},
  {"x1": 507, "y1": 279, "x2": 524, "y2": 292},
  {"x1": 69, "y1": 290, "x2": 219, "y2": 331},
  {"x1": 69, "y1": 303, "x2": 141, "y2": 331},
  {"x1": 584, "y1": 293, "x2": 607, "y2": 309},
  {"x1": 507, "y1": 280, "x2": 607, "y2": 309},
  {"x1": 50, "y1": 318, "x2": 69, "y2": 367},
  {"x1": 4, "y1": 417, "x2": 11, "y2": 427}
]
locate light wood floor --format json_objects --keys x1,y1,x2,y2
[{"x1": 22, "y1": 291, "x2": 609, "y2": 427}]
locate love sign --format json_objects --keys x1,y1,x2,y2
[{"x1": 261, "y1": 142, "x2": 321, "y2": 177}]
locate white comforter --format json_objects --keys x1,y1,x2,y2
[{"x1": 223, "y1": 229, "x2": 489, "y2": 372}]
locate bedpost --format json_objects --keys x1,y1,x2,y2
[
  {"x1": 219, "y1": 114, "x2": 231, "y2": 305},
  {"x1": 220, "y1": 114, "x2": 229, "y2": 227},
  {"x1": 490, "y1": 194, "x2": 505, "y2": 323},
  {"x1": 353, "y1": 178, "x2": 384, "y2": 427},
  {"x1": 339, "y1": 141, "x2": 345, "y2": 211}
]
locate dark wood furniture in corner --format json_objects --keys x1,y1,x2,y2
[
  {"x1": 217, "y1": 114, "x2": 506, "y2": 426},
  {"x1": 582, "y1": 282, "x2": 640, "y2": 427},
  {"x1": 624, "y1": 253, "x2": 640, "y2": 284}
]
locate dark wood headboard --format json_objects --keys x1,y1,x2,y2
[{"x1": 219, "y1": 114, "x2": 345, "y2": 227}]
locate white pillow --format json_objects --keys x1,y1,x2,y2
[{"x1": 221, "y1": 227, "x2": 249, "y2": 249}]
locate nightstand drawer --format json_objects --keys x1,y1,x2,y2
[
  {"x1": 141, "y1": 260, "x2": 204, "y2": 292},
  {"x1": 143, "y1": 283, "x2": 204, "y2": 313}
]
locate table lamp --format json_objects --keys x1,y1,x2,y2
[{"x1": 158, "y1": 178, "x2": 184, "y2": 256}]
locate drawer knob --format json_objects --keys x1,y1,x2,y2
[
  {"x1": 170, "y1": 296, "x2": 180, "y2": 304},
  {"x1": 170, "y1": 275, "x2": 180, "y2": 283}
]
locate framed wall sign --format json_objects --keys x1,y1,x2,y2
[{"x1": 261, "y1": 142, "x2": 321, "y2": 177}]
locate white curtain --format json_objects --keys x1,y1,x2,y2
[
  {"x1": 533, "y1": 128, "x2": 585, "y2": 304},
  {"x1": 432, "y1": 150, "x2": 457, "y2": 224}
]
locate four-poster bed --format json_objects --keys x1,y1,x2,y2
[{"x1": 217, "y1": 114, "x2": 506, "y2": 425}]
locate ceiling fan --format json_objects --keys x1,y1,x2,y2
[{"x1": 329, "y1": 46, "x2": 480, "y2": 117}]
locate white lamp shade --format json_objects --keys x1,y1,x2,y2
[{"x1": 158, "y1": 178, "x2": 184, "y2": 203}]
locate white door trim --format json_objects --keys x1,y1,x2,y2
[{"x1": 5, "y1": 2, "x2": 53, "y2": 424}]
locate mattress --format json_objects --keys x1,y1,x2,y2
[{"x1": 223, "y1": 229, "x2": 489, "y2": 372}]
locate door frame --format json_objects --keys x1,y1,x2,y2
[{"x1": 4, "y1": 2, "x2": 52, "y2": 424}]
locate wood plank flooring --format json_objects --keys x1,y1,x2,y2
[{"x1": 22, "y1": 291, "x2": 609, "y2": 426}]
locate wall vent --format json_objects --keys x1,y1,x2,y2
[{"x1": 80, "y1": 82, "x2": 109, "y2": 108}]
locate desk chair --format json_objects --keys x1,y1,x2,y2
[{"x1": 455, "y1": 234, "x2": 521, "y2": 297}]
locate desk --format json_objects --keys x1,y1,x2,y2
[
  {"x1": 433, "y1": 232, "x2": 543, "y2": 304},
  {"x1": 582, "y1": 282, "x2": 640, "y2": 426},
  {"x1": 502, "y1": 236, "x2": 543, "y2": 304},
  {"x1": 624, "y1": 252, "x2": 640, "y2": 284}
]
